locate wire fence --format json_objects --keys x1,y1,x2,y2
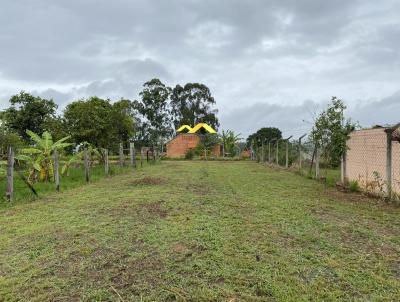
[
  {"x1": 0, "y1": 143, "x2": 161, "y2": 203},
  {"x1": 249, "y1": 126, "x2": 400, "y2": 202}
]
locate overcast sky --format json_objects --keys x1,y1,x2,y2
[{"x1": 0, "y1": 0, "x2": 399, "y2": 138}]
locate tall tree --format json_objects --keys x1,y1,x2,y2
[
  {"x1": 134, "y1": 79, "x2": 172, "y2": 145},
  {"x1": 1, "y1": 91, "x2": 58, "y2": 141},
  {"x1": 247, "y1": 127, "x2": 282, "y2": 147},
  {"x1": 310, "y1": 97, "x2": 356, "y2": 167},
  {"x1": 0, "y1": 121, "x2": 23, "y2": 157},
  {"x1": 170, "y1": 83, "x2": 219, "y2": 130},
  {"x1": 64, "y1": 96, "x2": 135, "y2": 150}
]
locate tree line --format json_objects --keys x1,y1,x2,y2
[{"x1": 0, "y1": 78, "x2": 219, "y2": 155}]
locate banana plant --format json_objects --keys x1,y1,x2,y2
[
  {"x1": 221, "y1": 130, "x2": 242, "y2": 157},
  {"x1": 16, "y1": 130, "x2": 73, "y2": 183}
]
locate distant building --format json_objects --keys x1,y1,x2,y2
[{"x1": 166, "y1": 123, "x2": 221, "y2": 158}]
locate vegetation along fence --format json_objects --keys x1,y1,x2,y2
[{"x1": 1, "y1": 142, "x2": 160, "y2": 203}]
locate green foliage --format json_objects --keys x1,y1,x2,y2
[
  {"x1": 194, "y1": 133, "x2": 220, "y2": 157},
  {"x1": 221, "y1": 130, "x2": 242, "y2": 157},
  {"x1": 311, "y1": 97, "x2": 357, "y2": 167},
  {"x1": 184, "y1": 148, "x2": 195, "y2": 160},
  {"x1": 134, "y1": 79, "x2": 172, "y2": 145},
  {"x1": 61, "y1": 142, "x2": 101, "y2": 176},
  {"x1": 349, "y1": 180, "x2": 360, "y2": 192},
  {"x1": 1, "y1": 91, "x2": 59, "y2": 141},
  {"x1": 16, "y1": 130, "x2": 73, "y2": 183},
  {"x1": 64, "y1": 97, "x2": 135, "y2": 151},
  {"x1": 0, "y1": 123, "x2": 24, "y2": 157},
  {"x1": 170, "y1": 83, "x2": 219, "y2": 130},
  {"x1": 247, "y1": 127, "x2": 282, "y2": 147}
]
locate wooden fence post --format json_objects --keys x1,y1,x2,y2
[
  {"x1": 140, "y1": 148, "x2": 143, "y2": 167},
  {"x1": 386, "y1": 130, "x2": 393, "y2": 200},
  {"x1": 84, "y1": 148, "x2": 90, "y2": 183},
  {"x1": 268, "y1": 141, "x2": 271, "y2": 163},
  {"x1": 298, "y1": 134, "x2": 306, "y2": 170},
  {"x1": 315, "y1": 148, "x2": 320, "y2": 180},
  {"x1": 54, "y1": 149, "x2": 60, "y2": 192},
  {"x1": 104, "y1": 149, "x2": 109, "y2": 176},
  {"x1": 285, "y1": 140, "x2": 289, "y2": 168},
  {"x1": 276, "y1": 139, "x2": 280, "y2": 165},
  {"x1": 6, "y1": 147, "x2": 14, "y2": 202},
  {"x1": 130, "y1": 142, "x2": 134, "y2": 167},
  {"x1": 130, "y1": 142, "x2": 136, "y2": 168},
  {"x1": 119, "y1": 143, "x2": 124, "y2": 166},
  {"x1": 261, "y1": 141, "x2": 265, "y2": 163},
  {"x1": 284, "y1": 136, "x2": 293, "y2": 169},
  {"x1": 341, "y1": 150, "x2": 347, "y2": 184}
]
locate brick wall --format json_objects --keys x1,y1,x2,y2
[
  {"x1": 346, "y1": 128, "x2": 400, "y2": 194},
  {"x1": 166, "y1": 134, "x2": 221, "y2": 158}
]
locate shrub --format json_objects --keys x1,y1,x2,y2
[
  {"x1": 349, "y1": 180, "x2": 360, "y2": 192},
  {"x1": 185, "y1": 149, "x2": 195, "y2": 160}
]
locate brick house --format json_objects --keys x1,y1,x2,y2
[{"x1": 166, "y1": 123, "x2": 221, "y2": 158}]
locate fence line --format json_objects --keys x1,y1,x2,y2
[{"x1": 2, "y1": 142, "x2": 160, "y2": 202}]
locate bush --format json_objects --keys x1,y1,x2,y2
[
  {"x1": 185, "y1": 149, "x2": 195, "y2": 160},
  {"x1": 349, "y1": 180, "x2": 360, "y2": 192}
]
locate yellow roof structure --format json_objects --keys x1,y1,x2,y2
[
  {"x1": 176, "y1": 125, "x2": 193, "y2": 133},
  {"x1": 176, "y1": 123, "x2": 217, "y2": 134},
  {"x1": 188, "y1": 123, "x2": 217, "y2": 134}
]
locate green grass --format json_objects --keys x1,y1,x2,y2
[
  {"x1": 296, "y1": 166, "x2": 341, "y2": 187},
  {"x1": 0, "y1": 161, "x2": 399, "y2": 301},
  {"x1": 0, "y1": 161, "x2": 152, "y2": 205}
]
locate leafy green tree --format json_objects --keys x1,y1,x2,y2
[
  {"x1": 247, "y1": 127, "x2": 282, "y2": 147},
  {"x1": 170, "y1": 83, "x2": 219, "y2": 130},
  {"x1": 64, "y1": 97, "x2": 135, "y2": 150},
  {"x1": 134, "y1": 79, "x2": 172, "y2": 145},
  {"x1": 221, "y1": 130, "x2": 242, "y2": 157},
  {"x1": 310, "y1": 97, "x2": 356, "y2": 167},
  {"x1": 1, "y1": 91, "x2": 58, "y2": 141},
  {"x1": 0, "y1": 122, "x2": 24, "y2": 157}
]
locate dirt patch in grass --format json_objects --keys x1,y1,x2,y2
[
  {"x1": 131, "y1": 176, "x2": 165, "y2": 186},
  {"x1": 141, "y1": 201, "x2": 168, "y2": 218}
]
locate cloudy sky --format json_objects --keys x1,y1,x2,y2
[{"x1": 0, "y1": 0, "x2": 399, "y2": 138}]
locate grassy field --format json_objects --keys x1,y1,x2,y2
[{"x1": 0, "y1": 161, "x2": 399, "y2": 301}]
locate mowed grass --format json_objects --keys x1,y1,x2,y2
[
  {"x1": 0, "y1": 161, "x2": 399, "y2": 301},
  {"x1": 0, "y1": 161, "x2": 148, "y2": 205}
]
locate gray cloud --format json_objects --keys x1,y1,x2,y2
[{"x1": 0, "y1": 0, "x2": 399, "y2": 137}]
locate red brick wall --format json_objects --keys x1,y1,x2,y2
[
  {"x1": 166, "y1": 134, "x2": 221, "y2": 158},
  {"x1": 166, "y1": 134, "x2": 200, "y2": 158}
]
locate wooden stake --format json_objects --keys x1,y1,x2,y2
[
  {"x1": 84, "y1": 148, "x2": 90, "y2": 183},
  {"x1": 6, "y1": 147, "x2": 14, "y2": 202},
  {"x1": 104, "y1": 149, "x2": 109, "y2": 176},
  {"x1": 54, "y1": 149, "x2": 60, "y2": 192},
  {"x1": 285, "y1": 140, "x2": 289, "y2": 168},
  {"x1": 119, "y1": 143, "x2": 124, "y2": 166},
  {"x1": 268, "y1": 141, "x2": 271, "y2": 163},
  {"x1": 315, "y1": 148, "x2": 320, "y2": 180},
  {"x1": 261, "y1": 141, "x2": 265, "y2": 163}
]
